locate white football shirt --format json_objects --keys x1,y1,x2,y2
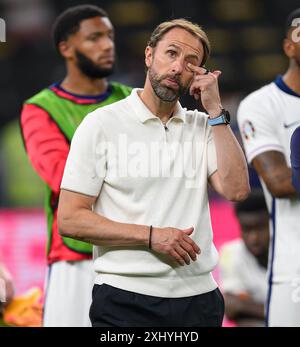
[{"x1": 237, "y1": 76, "x2": 300, "y2": 283}]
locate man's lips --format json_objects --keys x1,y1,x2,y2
[
  {"x1": 98, "y1": 56, "x2": 114, "y2": 63},
  {"x1": 164, "y1": 78, "x2": 179, "y2": 88}
]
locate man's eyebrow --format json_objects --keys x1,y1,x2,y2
[
  {"x1": 167, "y1": 44, "x2": 180, "y2": 50},
  {"x1": 167, "y1": 44, "x2": 200, "y2": 62},
  {"x1": 86, "y1": 29, "x2": 114, "y2": 37}
]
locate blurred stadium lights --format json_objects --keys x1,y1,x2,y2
[
  {"x1": 107, "y1": 1, "x2": 159, "y2": 26},
  {"x1": 205, "y1": 28, "x2": 233, "y2": 54},
  {"x1": 245, "y1": 53, "x2": 288, "y2": 80},
  {"x1": 239, "y1": 27, "x2": 281, "y2": 52},
  {"x1": 125, "y1": 30, "x2": 153, "y2": 55},
  {"x1": 211, "y1": 0, "x2": 262, "y2": 22}
]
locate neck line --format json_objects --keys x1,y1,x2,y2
[
  {"x1": 139, "y1": 84, "x2": 177, "y2": 121},
  {"x1": 49, "y1": 81, "x2": 113, "y2": 104},
  {"x1": 50, "y1": 81, "x2": 113, "y2": 100},
  {"x1": 274, "y1": 75, "x2": 300, "y2": 98}
]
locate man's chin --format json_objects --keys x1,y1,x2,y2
[
  {"x1": 88, "y1": 67, "x2": 114, "y2": 79},
  {"x1": 99, "y1": 63, "x2": 114, "y2": 71},
  {"x1": 161, "y1": 84, "x2": 180, "y2": 96},
  {"x1": 249, "y1": 249, "x2": 263, "y2": 257}
]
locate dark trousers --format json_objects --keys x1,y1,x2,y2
[{"x1": 89, "y1": 283, "x2": 224, "y2": 327}]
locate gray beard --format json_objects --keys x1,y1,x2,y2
[{"x1": 148, "y1": 68, "x2": 183, "y2": 102}]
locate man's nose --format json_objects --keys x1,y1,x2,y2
[
  {"x1": 171, "y1": 58, "x2": 184, "y2": 74},
  {"x1": 248, "y1": 231, "x2": 260, "y2": 243},
  {"x1": 101, "y1": 36, "x2": 114, "y2": 51}
]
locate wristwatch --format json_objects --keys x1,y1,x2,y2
[{"x1": 208, "y1": 109, "x2": 231, "y2": 126}]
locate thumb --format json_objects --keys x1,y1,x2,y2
[
  {"x1": 212, "y1": 70, "x2": 222, "y2": 79},
  {"x1": 182, "y1": 227, "x2": 194, "y2": 235}
]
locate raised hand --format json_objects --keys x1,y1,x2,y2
[{"x1": 188, "y1": 63, "x2": 223, "y2": 117}]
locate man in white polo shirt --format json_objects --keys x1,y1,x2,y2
[{"x1": 57, "y1": 18, "x2": 250, "y2": 327}]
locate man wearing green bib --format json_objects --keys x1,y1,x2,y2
[{"x1": 20, "y1": 5, "x2": 131, "y2": 326}]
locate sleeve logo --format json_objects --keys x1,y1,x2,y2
[{"x1": 242, "y1": 120, "x2": 256, "y2": 140}]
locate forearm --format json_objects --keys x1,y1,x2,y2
[
  {"x1": 58, "y1": 206, "x2": 150, "y2": 247},
  {"x1": 268, "y1": 168, "x2": 298, "y2": 198},
  {"x1": 58, "y1": 189, "x2": 201, "y2": 265},
  {"x1": 252, "y1": 151, "x2": 297, "y2": 199},
  {"x1": 211, "y1": 124, "x2": 250, "y2": 200},
  {"x1": 224, "y1": 293, "x2": 264, "y2": 320}
]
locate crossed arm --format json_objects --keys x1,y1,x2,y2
[
  {"x1": 224, "y1": 293, "x2": 265, "y2": 326},
  {"x1": 252, "y1": 151, "x2": 297, "y2": 198},
  {"x1": 58, "y1": 190, "x2": 200, "y2": 267}
]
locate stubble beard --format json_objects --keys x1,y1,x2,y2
[{"x1": 148, "y1": 65, "x2": 188, "y2": 102}]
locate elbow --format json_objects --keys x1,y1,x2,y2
[
  {"x1": 224, "y1": 185, "x2": 250, "y2": 202},
  {"x1": 57, "y1": 216, "x2": 70, "y2": 238},
  {"x1": 57, "y1": 208, "x2": 74, "y2": 238},
  {"x1": 266, "y1": 183, "x2": 291, "y2": 199},
  {"x1": 233, "y1": 186, "x2": 250, "y2": 202},
  {"x1": 269, "y1": 190, "x2": 285, "y2": 199}
]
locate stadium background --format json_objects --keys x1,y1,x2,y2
[{"x1": 0, "y1": 0, "x2": 299, "y2": 324}]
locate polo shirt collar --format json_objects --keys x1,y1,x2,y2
[{"x1": 128, "y1": 88, "x2": 186, "y2": 124}]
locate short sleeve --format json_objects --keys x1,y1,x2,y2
[
  {"x1": 207, "y1": 127, "x2": 217, "y2": 177},
  {"x1": 237, "y1": 91, "x2": 284, "y2": 164},
  {"x1": 60, "y1": 113, "x2": 107, "y2": 197},
  {"x1": 219, "y1": 244, "x2": 248, "y2": 295}
]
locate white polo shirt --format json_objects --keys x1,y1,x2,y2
[{"x1": 61, "y1": 88, "x2": 219, "y2": 297}]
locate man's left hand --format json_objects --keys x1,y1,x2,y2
[{"x1": 188, "y1": 63, "x2": 222, "y2": 118}]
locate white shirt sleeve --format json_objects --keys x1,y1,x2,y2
[
  {"x1": 207, "y1": 127, "x2": 217, "y2": 177},
  {"x1": 61, "y1": 113, "x2": 107, "y2": 197},
  {"x1": 219, "y1": 243, "x2": 248, "y2": 295},
  {"x1": 237, "y1": 91, "x2": 284, "y2": 164}
]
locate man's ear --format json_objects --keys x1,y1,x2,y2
[
  {"x1": 145, "y1": 46, "x2": 153, "y2": 68},
  {"x1": 58, "y1": 40, "x2": 74, "y2": 59},
  {"x1": 283, "y1": 37, "x2": 296, "y2": 59}
]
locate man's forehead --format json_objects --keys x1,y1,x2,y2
[
  {"x1": 79, "y1": 17, "x2": 113, "y2": 33},
  {"x1": 159, "y1": 31, "x2": 203, "y2": 56},
  {"x1": 239, "y1": 212, "x2": 269, "y2": 224},
  {"x1": 168, "y1": 40, "x2": 202, "y2": 55}
]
